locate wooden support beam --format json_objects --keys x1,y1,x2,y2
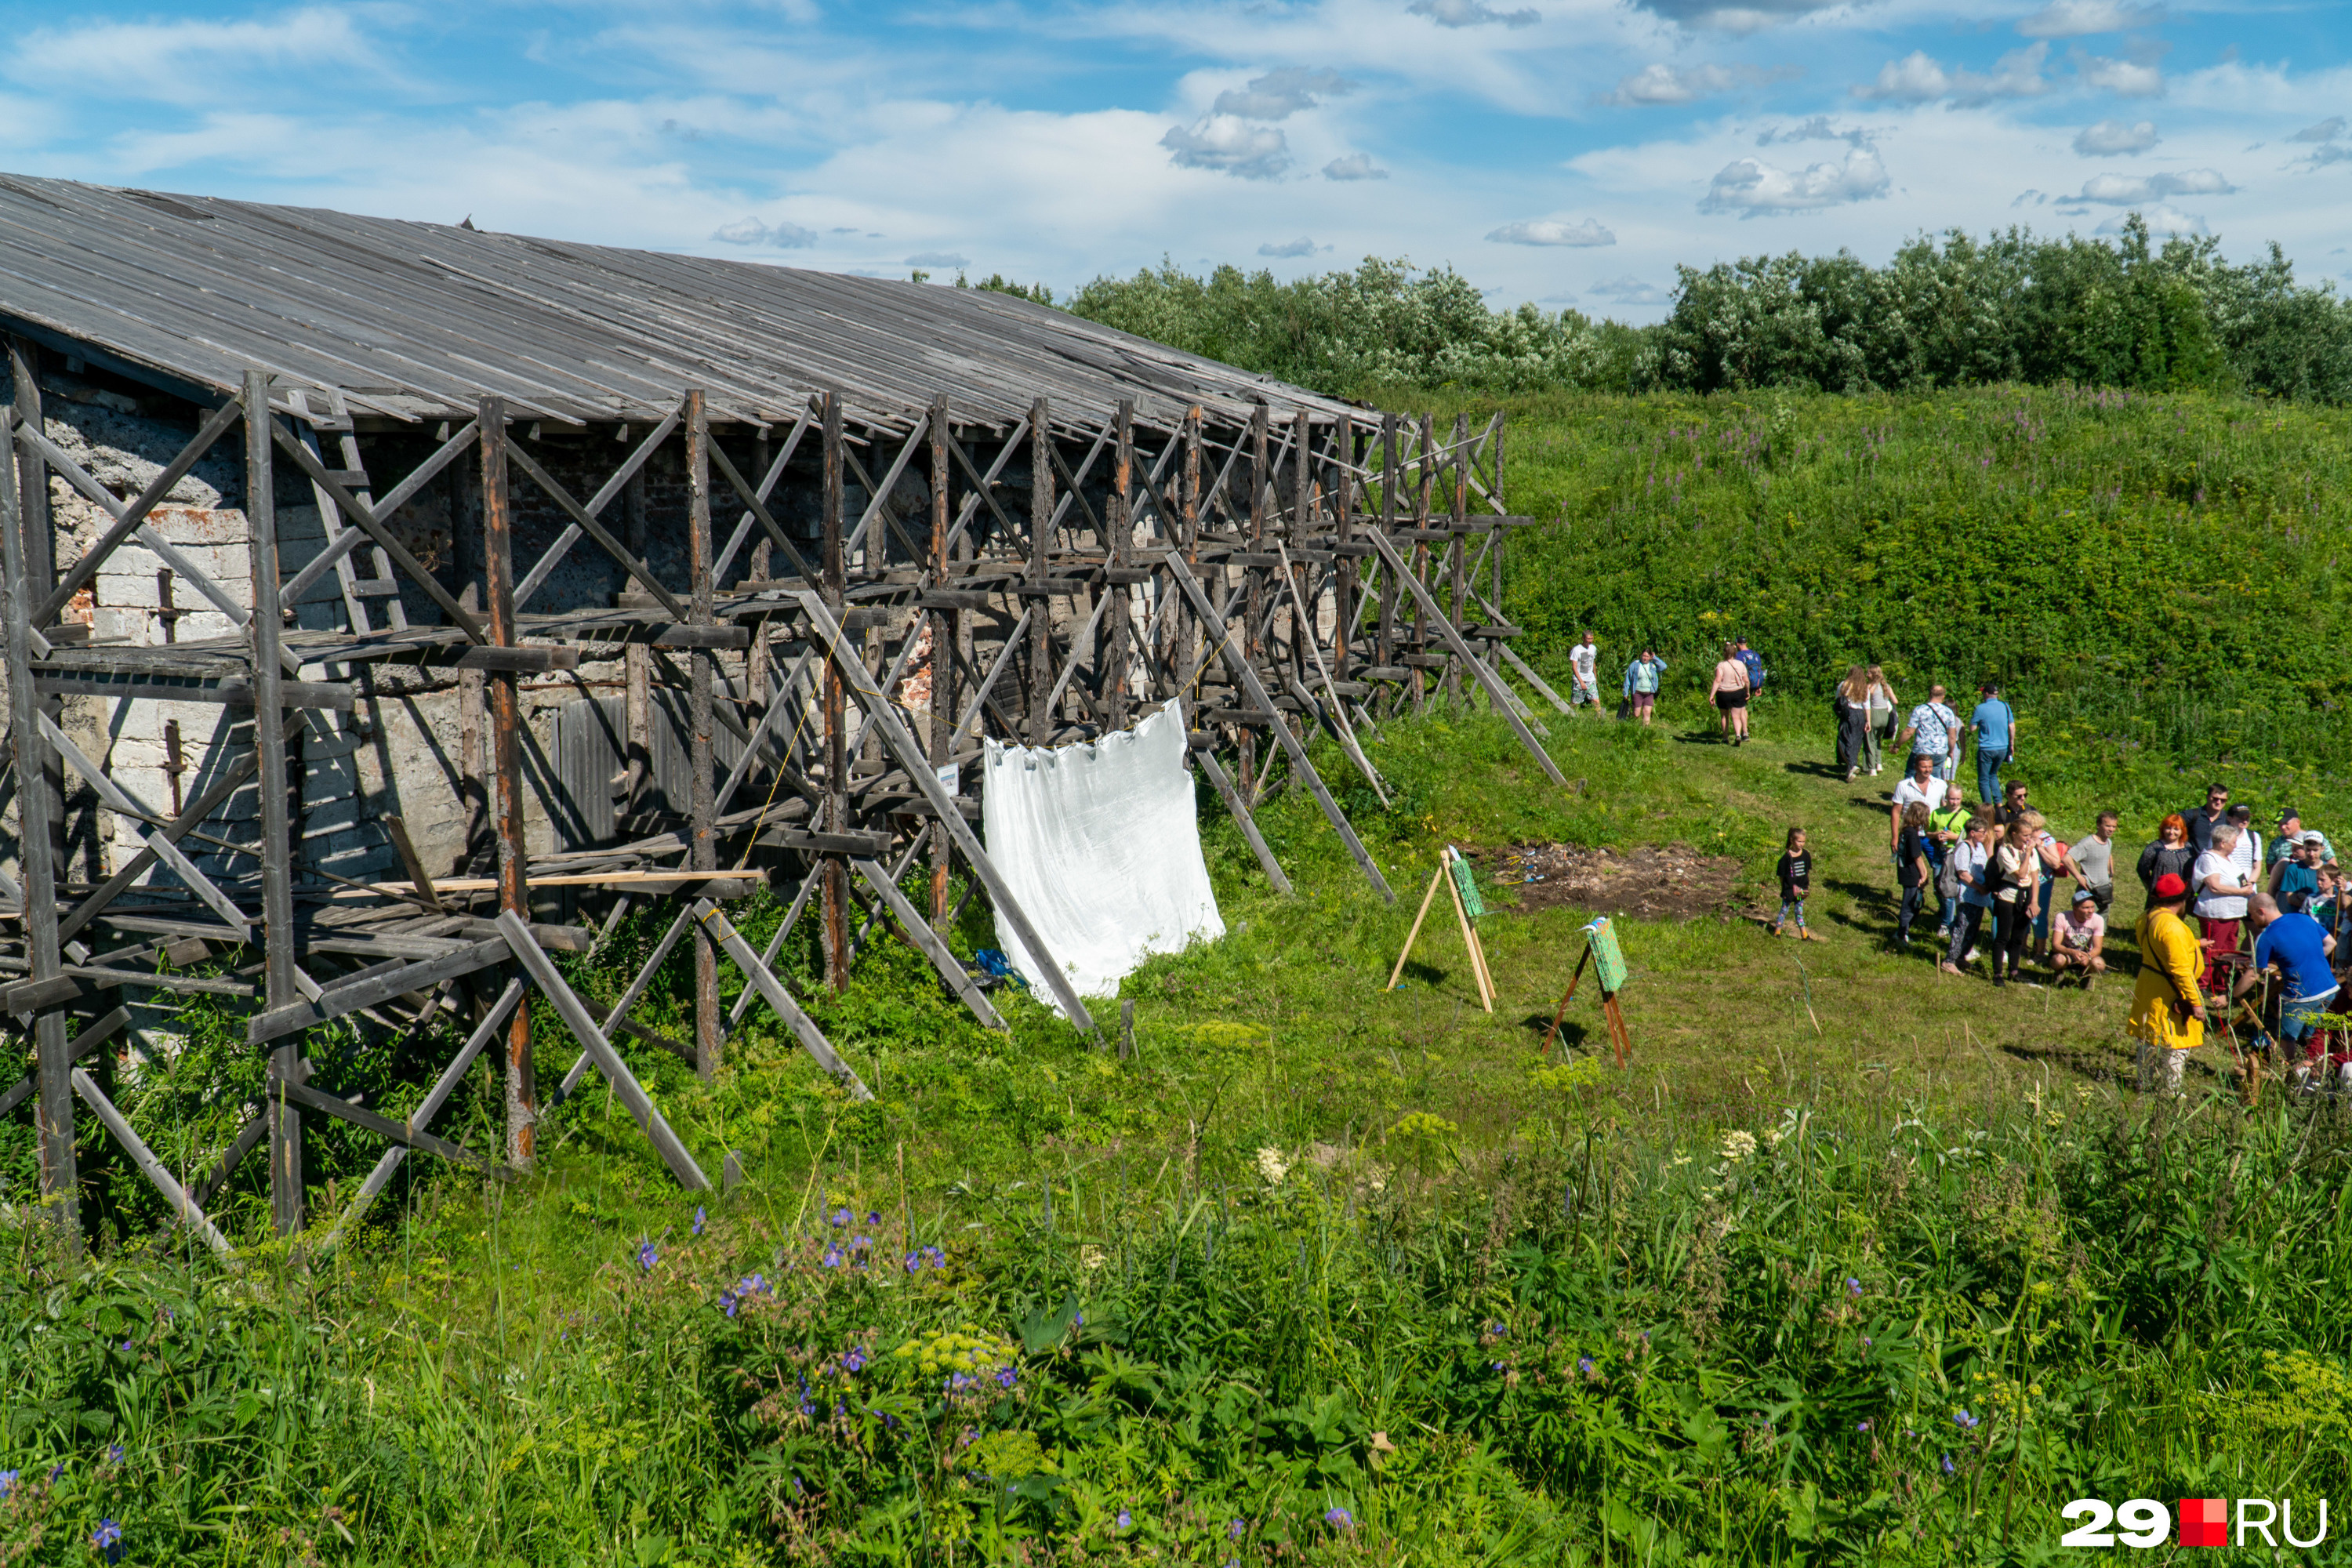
[
  {"x1": 690, "y1": 898, "x2": 875, "y2": 1094},
  {"x1": 245, "y1": 372, "x2": 303, "y2": 1240},
  {"x1": 820, "y1": 392, "x2": 850, "y2": 993},
  {"x1": 480, "y1": 397, "x2": 536, "y2": 1171},
  {"x1": 687, "y1": 391, "x2": 722, "y2": 1082},
  {"x1": 270, "y1": 1072, "x2": 505, "y2": 1176},
  {"x1": 321, "y1": 979, "x2": 521, "y2": 1246},
  {"x1": 1157, "y1": 550, "x2": 1395, "y2": 905},
  {"x1": 496, "y1": 910, "x2": 710, "y2": 1190},
  {"x1": 245, "y1": 936, "x2": 512, "y2": 1045},
  {"x1": 793, "y1": 590, "x2": 1098, "y2": 1031},
  {"x1": 927, "y1": 393, "x2": 955, "y2": 921},
  {"x1": 74, "y1": 1068, "x2": 237, "y2": 1263},
  {"x1": 853, "y1": 859, "x2": 1004, "y2": 1029},
  {"x1": 1192, "y1": 743, "x2": 1292, "y2": 896}
]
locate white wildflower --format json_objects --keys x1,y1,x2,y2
[
  {"x1": 1719, "y1": 1130, "x2": 1758, "y2": 1163},
  {"x1": 1255, "y1": 1146, "x2": 1291, "y2": 1185}
]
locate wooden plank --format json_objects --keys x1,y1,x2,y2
[
  {"x1": 331, "y1": 869, "x2": 768, "y2": 896},
  {"x1": 1192, "y1": 743, "x2": 1291, "y2": 896},
  {"x1": 481, "y1": 397, "x2": 537, "y2": 1169},
  {"x1": 379, "y1": 815, "x2": 445, "y2": 913},
  {"x1": 0, "y1": 1007, "x2": 128, "y2": 1118},
  {"x1": 270, "y1": 1071, "x2": 506, "y2": 1174},
  {"x1": 31, "y1": 674, "x2": 353, "y2": 709},
  {"x1": 245, "y1": 936, "x2": 512, "y2": 1045},
  {"x1": 690, "y1": 898, "x2": 875, "y2": 1096},
  {"x1": 74, "y1": 1068, "x2": 238, "y2": 1263},
  {"x1": 852, "y1": 859, "x2": 1005, "y2": 1030},
  {"x1": 447, "y1": 645, "x2": 580, "y2": 673},
  {"x1": 495, "y1": 910, "x2": 711, "y2": 1190}
]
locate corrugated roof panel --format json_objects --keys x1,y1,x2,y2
[{"x1": 0, "y1": 174, "x2": 1358, "y2": 434}]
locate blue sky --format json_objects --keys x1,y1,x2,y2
[{"x1": 1, "y1": 0, "x2": 2346, "y2": 319}]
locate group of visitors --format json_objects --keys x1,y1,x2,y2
[{"x1": 1561, "y1": 630, "x2": 1766, "y2": 740}]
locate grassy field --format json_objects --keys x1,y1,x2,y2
[{"x1": 12, "y1": 383, "x2": 2352, "y2": 1565}]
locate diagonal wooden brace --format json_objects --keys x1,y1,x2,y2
[
  {"x1": 691, "y1": 898, "x2": 876, "y2": 1096},
  {"x1": 851, "y1": 861, "x2": 1006, "y2": 1030}
]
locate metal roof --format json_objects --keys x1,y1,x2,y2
[{"x1": 0, "y1": 172, "x2": 1359, "y2": 435}]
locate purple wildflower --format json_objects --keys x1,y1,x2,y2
[
  {"x1": 1229, "y1": 1519, "x2": 1247, "y2": 1541},
  {"x1": 866, "y1": 1210, "x2": 882, "y2": 1225},
  {"x1": 692, "y1": 1207, "x2": 706, "y2": 1236},
  {"x1": 48, "y1": 1461, "x2": 64, "y2": 1482},
  {"x1": 1116, "y1": 1509, "x2": 1132, "y2": 1532},
  {"x1": 1857, "y1": 1421, "x2": 1871, "y2": 1432},
  {"x1": 1860, "y1": 1337, "x2": 1872, "y2": 1351},
  {"x1": 720, "y1": 1290, "x2": 739, "y2": 1319},
  {"x1": 1323, "y1": 1507, "x2": 1355, "y2": 1530},
  {"x1": 1941, "y1": 1453, "x2": 1956, "y2": 1475},
  {"x1": 1846, "y1": 1277, "x2": 1862, "y2": 1297},
  {"x1": 822, "y1": 1247, "x2": 844, "y2": 1269},
  {"x1": 1953, "y1": 1409, "x2": 1979, "y2": 1431},
  {"x1": 830, "y1": 1207, "x2": 851, "y2": 1228},
  {"x1": 93, "y1": 1519, "x2": 125, "y2": 1565},
  {"x1": 995, "y1": 1366, "x2": 1017, "y2": 1389},
  {"x1": 843, "y1": 1348, "x2": 868, "y2": 1374},
  {"x1": 106, "y1": 1443, "x2": 123, "y2": 1464},
  {"x1": 1579, "y1": 1356, "x2": 1596, "y2": 1377},
  {"x1": 0, "y1": 1472, "x2": 15, "y2": 1500},
  {"x1": 636, "y1": 1239, "x2": 658, "y2": 1272}
]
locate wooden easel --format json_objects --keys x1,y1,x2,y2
[
  {"x1": 1387, "y1": 846, "x2": 1494, "y2": 1011},
  {"x1": 1541, "y1": 916, "x2": 1632, "y2": 1066}
]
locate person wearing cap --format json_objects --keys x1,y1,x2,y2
[
  {"x1": 1969, "y1": 681, "x2": 2014, "y2": 806},
  {"x1": 2049, "y1": 884, "x2": 2107, "y2": 985},
  {"x1": 2131, "y1": 870, "x2": 2208, "y2": 1094},
  {"x1": 2234, "y1": 891, "x2": 2340, "y2": 1091},
  {"x1": 2270, "y1": 809, "x2": 2336, "y2": 869},
  {"x1": 2267, "y1": 833, "x2": 2329, "y2": 906}
]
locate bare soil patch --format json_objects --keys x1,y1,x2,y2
[{"x1": 1473, "y1": 840, "x2": 1752, "y2": 922}]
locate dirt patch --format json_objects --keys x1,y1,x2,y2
[{"x1": 1473, "y1": 841, "x2": 1753, "y2": 922}]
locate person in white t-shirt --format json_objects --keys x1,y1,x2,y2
[
  {"x1": 1889, "y1": 751, "x2": 1940, "y2": 859},
  {"x1": 2193, "y1": 823, "x2": 2257, "y2": 993},
  {"x1": 1568, "y1": 631, "x2": 1601, "y2": 712}
]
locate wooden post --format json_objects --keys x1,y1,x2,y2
[
  {"x1": 820, "y1": 392, "x2": 850, "y2": 991},
  {"x1": 1490, "y1": 412, "x2": 1506, "y2": 679},
  {"x1": 1027, "y1": 398, "x2": 1053, "y2": 742},
  {"x1": 1290, "y1": 408, "x2": 1312, "y2": 720},
  {"x1": 687, "y1": 391, "x2": 720, "y2": 1077},
  {"x1": 479, "y1": 397, "x2": 535, "y2": 1169},
  {"x1": 1387, "y1": 861, "x2": 1449, "y2": 991},
  {"x1": 1449, "y1": 412, "x2": 1468, "y2": 710},
  {"x1": 1177, "y1": 408, "x2": 1201, "y2": 707},
  {"x1": 1378, "y1": 414, "x2": 1398, "y2": 708},
  {"x1": 1242, "y1": 405, "x2": 1267, "y2": 793},
  {"x1": 11, "y1": 338, "x2": 66, "y2": 966},
  {"x1": 1334, "y1": 412, "x2": 1354, "y2": 682},
  {"x1": 1107, "y1": 399, "x2": 1132, "y2": 731},
  {"x1": 2, "y1": 385, "x2": 74, "y2": 1254},
  {"x1": 927, "y1": 394, "x2": 953, "y2": 921},
  {"x1": 245, "y1": 371, "x2": 303, "y2": 1236}
]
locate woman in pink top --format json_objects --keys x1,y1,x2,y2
[{"x1": 1710, "y1": 642, "x2": 1751, "y2": 746}]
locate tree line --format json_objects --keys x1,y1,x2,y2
[{"x1": 967, "y1": 215, "x2": 2352, "y2": 403}]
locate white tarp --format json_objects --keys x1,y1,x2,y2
[{"x1": 982, "y1": 699, "x2": 1223, "y2": 1014}]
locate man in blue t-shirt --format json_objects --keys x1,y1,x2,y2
[
  {"x1": 2239, "y1": 891, "x2": 2341, "y2": 1089},
  {"x1": 1969, "y1": 682, "x2": 2015, "y2": 805}
]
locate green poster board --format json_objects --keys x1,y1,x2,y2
[
  {"x1": 1448, "y1": 849, "x2": 1486, "y2": 918},
  {"x1": 1585, "y1": 917, "x2": 1627, "y2": 994}
]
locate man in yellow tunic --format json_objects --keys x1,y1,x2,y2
[{"x1": 2132, "y1": 872, "x2": 2209, "y2": 1094}]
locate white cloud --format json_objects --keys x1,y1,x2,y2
[
  {"x1": 1257, "y1": 236, "x2": 1319, "y2": 256},
  {"x1": 2076, "y1": 167, "x2": 2234, "y2": 202},
  {"x1": 8, "y1": 7, "x2": 401, "y2": 109},
  {"x1": 2290, "y1": 117, "x2": 2346, "y2": 143},
  {"x1": 1486, "y1": 216, "x2": 1616, "y2": 245},
  {"x1": 2073, "y1": 118, "x2": 2159, "y2": 154},
  {"x1": 1700, "y1": 145, "x2": 1890, "y2": 213},
  {"x1": 1322, "y1": 154, "x2": 1390, "y2": 180},
  {"x1": 1605, "y1": 61, "x2": 1798, "y2": 106},
  {"x1": 1853, "y1": 44, "x2": 2048, "y2": 106},
  {"x1": 1629, "y1": 0, "x2": 1845, "y2": 32},
  {"x1": 1758, "y1": 115, "x2": 1871, "y2": 147},
  {"x1": 905, "y1": 250, "x2": 968, "y2": 267},
  {"x1": 1408, "y1": 0, "x2": 1541, "y2": 29},
  {"x1": 2077, "y1": 52, "x2": 2165, "y2": 96},
  {"x1": 2096, "y1": 201, "x2": 2203, "y2": 234},
  {"x1": 2016, "y1": 0, "x2": 2164, "y2": 38},
  {"x1": 1160, "y1": 115, "x2": 1290, "y2": 179},
  {"x1": 711, "y1": 216, "x2": 818, "y2": 247},
  {"x1": 1587, "y1": 275, "x2": 1673, "y2": 303},
  {"x1": 1212, "y1": 67, "x2": 1358, "y2": 121}
]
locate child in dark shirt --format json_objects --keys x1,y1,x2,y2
[{"x1": 1772, "y1": 827, "x2": 1824, "y2": 941}]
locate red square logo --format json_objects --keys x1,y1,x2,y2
[{"x1": 2180, "y1": 1498, "x2": 2227, "y2": 1547}]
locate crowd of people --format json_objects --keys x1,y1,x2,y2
[
  {"x1": 1559, "y1": 633, "x2": 2347, "y2": 1097},
  {"x1": 1860, "y1": 694, "x2": 2347, "y2": 1095}
]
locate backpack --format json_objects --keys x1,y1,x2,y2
[{"x1": 1738, "y1": 649, "x2": 1766, "y2": 691}]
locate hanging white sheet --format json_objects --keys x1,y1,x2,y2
[{"x1": 982, "y1": 699, "x2": 1223, "y2": 1015}]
